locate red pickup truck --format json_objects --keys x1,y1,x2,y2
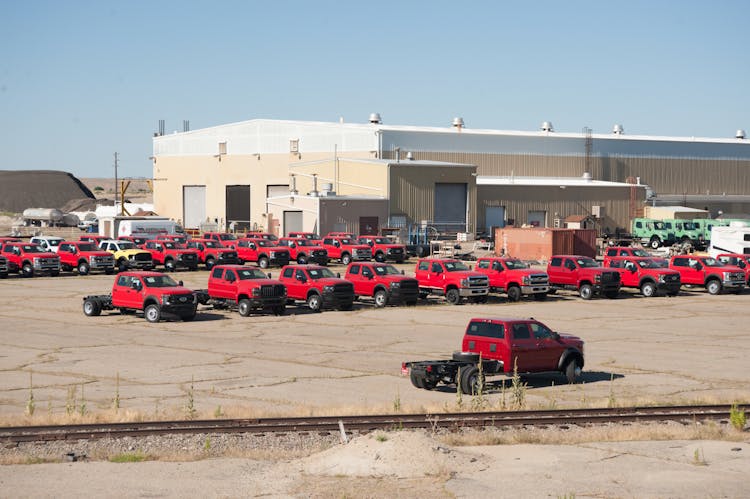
[
  {"x1": 320, "y1": 236, "x2": 371, "y2": 265},
  {"x1": 547, "y1": 255, "x2": 621, "y2": 299},
  {"x1": 669, "y1": 255, "x2": 745, "y2": 295},
  {"x1": 602, "y1": 246, "x2": 651, "y2": 266},
  {"x1": 403, "y1": 317, "x2": 585, "y2": 393},
  {"x1": 82, "y1": 271, "x2": 198, "y2": 322},
  {"x1": 204, "y1": 265, "x2": 286, "y2": 316},
  {"x1": 716, "y1": 253, "x2": 750, "y2": 285},
  {"x1": 414, "y1": 258, "x2": 489, "y2": 304},
  {"x1": 357, "y1": 236, "x2": 407, "y2": 263},
  {"x1": 1, "y1": 242, "x2": 61, "y2": 277},
  {"x1": 185, "y1": 239, "x2": 240, "y2": 269},
  {"x1": 235, "y1": 238, "x2": 291, "y2": 268},
  {"x1": 288, "y1": 232, "x2": 322, "y2": 244},
  {"x1": 243, "y1": 231, "x2": 278, "y2": 242},
  {"x1": 344, "y1": 262, "x2": 419, "y2": 307},
  {"x1": 57, "y1": 241, "x2": 115, "y2": 275},
  {"x1": 277, "y1": 237, "x2": 328, "y2": 265},
  {"x1": 474, "y1": 257, "x2": 550, "y2": 301},
  {"x1": 142, "y1": 240, "x2": 200, "y2": 271},
  {"x1": 203, "y1": 232, "x2": 239, "y2": 249},
  {"x1": 604, "y1": 257, "x2": 681, "y2": 297},
  {"x1": 0, "y1": 254, "x2": 8, "y2": 278},
  {"x1": 278, "y1": 264, "x2": 355, "y2": 311}
]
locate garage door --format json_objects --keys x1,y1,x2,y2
[
  {"x1": 283, "y1": 211, "x2": 303, "y2": 236},
  {"x1": 226, "y1": 185, "x2": 251, "y2": 231},
  {"x1": 485, "y1": 206, "x2": 506, "y2": 232},
  {"x1": 183, "y1": 186, "x2": 206, "y2": 229},
  {"x1": 434, "y1": 183, "x2": 467, "y2": 231}
]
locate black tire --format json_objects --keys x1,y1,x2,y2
[
  {"x1": 50, "y1": 271, "x2": 60, "y2": 277},
  {"x1": 238, "y1": 298, "x2": 252, "y2": 317},
  {"x1": 547, "y1": 288, "x2": 557, "y2": 295},
  {"x1": 649, "y1": 237, "x2": 661, "y2": 250},
  {"x1": 77, "y1": 261, "x2": 90, "y2": 276},
  {"x1": 165, "y1": 259, "x2": 176, "y2": 272},
  {"x1": 422, "y1": 378, "x2": 438, "y2": 390},
  {"x1": 706, "y1": 279, "x2": 721, "y2": 295},
  {"x1": 272, "y1": 305, "x2": 286, "y2": 316},
  {"x1": 188, "y1": 265, "x2": 198, "y2": 271},
  {"x1": 258, "y1": 256, "x2": 269, "y2": 269},
  {"x1": 533, "y1": 292, "x2": 547, "y2": 301},
  {"x1": 564, "y1": 358, "x2": 582, "y2": 384},
  {"x1": 415, "y1": 245, "x2": 427, "y2": 258},
  {"x1": 641, "y1": 281, "x2": 657, "y2": 298},
  {"x1": 374, "y1": 289, "x2": 388, "y2": 308},
  {"x1": 117, "y1": 260, "x2": 128, "y2": 273},
  {"x1": 307, "y1": 293, "x2": 322, "y2": 312},
  {"x1": 452, "y1": 351, "x2": 480, "y2": 362},
  {"x1": 296, "y1": 254, "x2": 308, "y2": 265},
  {"x1": 341, "y1": 253, "x2": 352, "y2": 265},
  {"x1": 507, "y1": 286, "x2": 521, "y2": 302},
  {"x1": 144, "y1": 304, "x2": 161, "y2": 323},
  {"x1": 445, "y1": 288, "x2": 461, "y2": 305},
  {"x1": 21, "y1": 263, "x2": 34, "y2": 278},
  {"x1": 83, "y1": 298, "x2": 101, "y2": 317},
  {"x1": 470, "y1": 295, "x2": 488, "y2": 304},
  {"x1": 460, "y1": 365, "x2": 482, "y2": 395},
  {"x1": 205, "y1": 257, "x2": 215, "y2": 270},
  {"x1": 604, "y1": 290, "x2": 619, "y2": 299},
  {"x1": 579, "y1": 284, "x2": 593, "y2": 300},
  {"x1": 418, "y1": 292, "x2": 429, "y2": 300},
  {"x1": 410, "y1": 370, "x2": 425, "y2": 389},
  {"x1": 181, "y1": 310, "x2": 196, "y2": 321},
  {"x1": 374, "y1": 252, "x2": 385, "y2": 263},
  {"x1": 105, "y1": 268, "x2": 114, "y2": 275}
]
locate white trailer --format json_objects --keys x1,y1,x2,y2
[
  {"x1": 708, "y1": 222, "x2": 750, "y2": 257},
  {"x1": 98, "y1": 216, "x2": 180, "y2": 239}
]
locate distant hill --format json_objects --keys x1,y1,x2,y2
[{"x1": 0, "y1": 170, "x2": 95, "y2": 213}]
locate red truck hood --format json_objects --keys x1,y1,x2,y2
[
  {"x1": 342, "y1": 244, "x2": 370, "y2": 250},
  {"x1": 313, "y1": 277, "x2": 351, "y2": 286},
  {"x1": 23, "y1": 251, "x2": 58, "y2": 258},
  {"x1": 157, "y1": 286, "x2": 194, "y2": 295},
  {"x1": 237, "y1": 278, "x2": 284, "y2": 287},
  {"x1": 558, "y1": 333, "x2": 584, "y2": 348},
  {"x1": 507, "y1": 268, "x2": 547, "y2": 276}
]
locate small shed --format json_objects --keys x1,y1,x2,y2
[
  {"x1": 494, "y1": 227, "x2": 597, "y2": 261},
  {"x1": 564, "y1": 215, "x2": 595, "y2": 229}
]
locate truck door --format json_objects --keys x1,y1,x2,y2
[
  {"x1": 429, "y1": 261, "x2": 444, "y2": 291},
  {"x1": 508, "y1": 322, "x2": 539, "y2": 372},
  {"x1": 347, "y1": 264, "x2": 364, "y2": 294},
  {"x1": 560, "y1": 258, "x2": 578, "y2": 285},
  {"x1": 676, "y1": 257, "x2": 702, "y2": 285},
  {"x1": 529, "y1": 321, "x2": 565, "y2": 369},
  {"x1": 114, "y1": 275, "x2": 140, "y2": 309},
  {"x1": 210, "y1": 267, "x2": 231, "y2": 299}
]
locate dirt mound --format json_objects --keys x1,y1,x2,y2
[
  {"x1": 0, "y1": 170, "x2": 95, "y2": 213},
  {"x1": 300, "y1": 430, "x2": 485, "y2": 478}
]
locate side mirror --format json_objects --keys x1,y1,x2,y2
[
  {"x1": 178, "y1": 280, "x2": 184, "y2": 286},
  {"x1": 401, "y1": 270, "x2": 405, "y2": 275},
  {"x1": 267, "y1": 273, "x2": 272, "y2": 278},
  {"x1": 337, "y1": 272, "x2": 341, "y2": 278},
  {"x1": 552, "y1": 332, "x2": 560, "y2": 340}
]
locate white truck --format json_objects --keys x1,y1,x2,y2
[
  {"x1": 708, "y1": 222, "x2": 750, "y2": 257},
  {"x1": 29, "y1": 236, "x2": 65, "y2": 253}
]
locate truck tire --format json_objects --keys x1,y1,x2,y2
[
  {"x1": 77, "y1": 261, "x2": 90, "y2": 276},
  {"x1": 579, "y1": 284, "x2": 593, "y2": 300},
  {"x1": 460, "y1": 365, "x2": 483, "y2": 395},
  {"x1": 338, "y1": 302, "x2": 353, "y2": 311},
  {"x1": 238, "y1": 299, "x2": 252, "y2": 317},
  {"x1": 405, "y1": 300, "x2": 418, "y2": 306},
  {"x1": 641, "y1": 281, "x2": 657, "y2": 297},
  {"x1": 272, "y1": 305, "x2": 286, "y2": 316},
  {"x1": 445, "y1": 288, "x2": 461, "y2": 305},
  {"x1": 21, "y1": 263, "x2": 34, "y2": 278},
  {"x1": 165, "y1": 259, "x2": 176, "y2": 272},
  {"x1": 205, "y1": 257, "x2": 216, "y2": 270},
  {"x1": 296, "y1": 254, "x2": 308, "y2": 264},
  {"x1": 374, "y1": 289, "x2": 388, "y2": 308},
  {"x1": 415, "y1": 245, "x2": 427, "y2": 258},
  {"x1": 452, "y1": 351, "x2": 480, "y2": 362},
  {"x1": 706, "y1": 279, "x2": 721, "y2": 295},
  {"x1": 374, "y1": 252, "x2": 385, "y2": 262},
  {"x1": 258, "y1": 256, "x2": 269, "y2": 269},
  {"x1": 83, "y1": 298, "x2": 101, "y2": 317},
  {"x1": 649, "y1": 236, "x2": 661, "y2": 250},
  {"x1": 604, "y1": 290, "x2": 619, "y2": 299},
  {"x1": 144, "y1": 304, "x2": 161, "y2": 323},
  {"x1": 507, "y1": 286, "x2": 521, "y2": 302},
  {"x1": 409, "y1": 370, "x2": 425, "y2": 389},
  {"x1": 564, "y1": 358, "x2": 582, "y2": 384},
  {"x1": 181, "y1": 310, "x2": 196, "y2": 321},
  {"x1": 341, "y1": 253, "x2": 352, "y2": 265},
  {"x1": 117, "y1": 260, "x2": 128, "y2": 273},
  {"x1": 307, "y1": 293, "x2": 322, "y2": 312}
]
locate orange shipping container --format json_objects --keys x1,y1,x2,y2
[{"x1": 494, "y1": 228, "x2": 597, "y2": 262}]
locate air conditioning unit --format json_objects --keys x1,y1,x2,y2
[{"x1": 591, "y1": 205, "x2": 605, "y2": 218}]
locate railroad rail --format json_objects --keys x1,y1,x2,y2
[{"x1": 1, "y1": 404, "x2": 746, "y2": 444}]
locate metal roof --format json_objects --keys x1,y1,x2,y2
[{"x1": 477, "y1": 175, "x2": 641, "y2": 188}]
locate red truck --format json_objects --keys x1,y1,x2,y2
[
  {"x1": 602, "y1": 246, "x2": 651, "y2": 266},
  {"x1": 669, "y1": 255, "x2": 745, "y2": 295},
  {"x1": 235, "y1": 238, "x2": 291, "y2": 268},
  {"x1": 142, "y1": 240, "x2": 200, "y2": 271},
  {"x1": 185, "y1": 239, "x2": 240, "y2": 269},
  {"x1": 403, "y1": 317, "x2": 585, "y2": 393},
  {"x1": 57, "y1": 241, "x2": 115, "y2": 275},
  {"x1": 320, "y1": 236, "x2": 371, "y2": 265},
  {"x1": 474, "y1": 257, "x2": 550, "y2": 301},
  {"x1": 119, "y1": 235, "x2": 151, "y2": 248},
  {"x1": 414, "y1": 258, "x2": 490, "y2": 304},
  {"x1": 82, "y1": 271, "x2": 198, "y2": 322},
  {"x1": 203, "y1": 232, "x2": 239, "y2": 249},
  {"x1": 278, "y1": 237, "x2": 328, "y2": 265},
  {"x1": 716, "y1": 253, "x2": 750, "y2": 285},
  {"x1": 0, "y1": 254, "x2": 8, "y2": 278},
  {"x1": 547, "y1": 255, "x2": 621, "y2": 299},
  {"x1": 288, "y1": 231, "x2": 322, "y2": 244},
  {"x1": 1, "y1": 242, "x2": 61, "y2": 277},
  {"x1": 604, "y1": 257, "x2": 681, "y2": 297},
  {"x1": 357, "y1": 236, "x2": 407, "y2": 263},
  {"x1": 243, "y1": 231, "x2": 278, "y2": 241},
  {"x1": 202, "y1": 265, "x2": 286, "y2": 316},
  {"x1": 278, "y1": 264, "x2": 355, "y2": 311},
  {"x1": 344, "y1": 262, "x2": 419, "y2": 307}
]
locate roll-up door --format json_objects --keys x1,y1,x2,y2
[
  {"x1": 283, "y1": 211, "x2": 303, "y2": 236},
  {"x1": 226, "y1": 185, "x2": 251, "y2": 230},
  {"x1": 434, "y1": 183, "x2": 467, "y2": 231},
  {"x1": 183, "y1": 186, "x2": 206, "y2": 229}
]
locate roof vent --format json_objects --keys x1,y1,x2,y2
[
  {"x1": 369, "y1": 113, "x2": 382, "y2": 124},
  {"x1": 582, "y1": 171, "x2": 593, "y2": 182},
  {"x1": 736, "y1": 129, "x2": 746, "y2": 139},
  {"x1": 613, "y1": 124, "x2": 624, "y2": 135},
  {"x1": 541, "y1": 121, "x2": 554, "y2": 132},
  {"x1": 452, "y1": 117, "x2": 464, "y2": 129},
  {"x1": 406, "y1": 151, "x2": 414, "y2": 160}
]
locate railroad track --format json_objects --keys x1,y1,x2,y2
[{"x1": 1, "y1": 404, "x2": 745, "y2": 444}]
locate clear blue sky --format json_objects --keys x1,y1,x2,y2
[{"x1": 1, "y1": 1, "x2": 748, "y2": 178}]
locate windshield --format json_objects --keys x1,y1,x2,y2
[
  {"x1": 576, "y1": 258, "x2": 600, "y2": 268},
  {"x1": 117, "y1": 242, "x2": 137, "y2": 250},
  {"x1": 504, "y1": 259, "x2": 529, "y2": 270},
  {"x1": 238, "y1": 268, "x2": 269, "y2": 280},
  {"x1": 143, "y1": 275, "x2": 180, "y2": 288},
  {"x1": 445, "y1": 261, "x2": 470, "y2": 272},
  {"x1": 256, "y1": 240, "x2": 274, "y2": 247},
  {"x1": 636, "y1": 259, "x2": 661, "y2": 269},
  {"x1": 373, "y1": 238, "x2": 390, "y2": 244},
  {"x1": 163, "y1": 242, "x2": 176, "y2": 249},
  {"x1": 308, "y1": 267, "x2": 336, "y2": 279},
  {"x1": 373, "y1": 264, "x2": 401, "y2": 276},
  {"x1": 631, "y1": 248, "x2": 649, "y2": 257},
  {"x1": 339, "y1": 238, "x2": 355, "y2": 245},
  {"x1": 22, "y1": 245, "x2": 44, "y2": 253},
  {"x1": 701, "y1": 257, "x2": 723, "y2": 266},
  {"x1": 302, "y1": 233, "x2": 318, "y2": 239},
  {"x1": 649, "y1": 258, "x2": 669, "y2": 268},
  {"x1": 219, "y1": 234, "x2": 236, "y2": 241},
  {"x1": 204, "y1": 240, "x2": 220, "y2": 248},
  {"x1": 295, "y1": 239, "x2": 314, "y2": 246},
  {"x1": 78, "y1": 243, "x2": 96, "y2": 252}
]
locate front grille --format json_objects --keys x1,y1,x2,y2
[
  {"x1": 399, "y1": 279, "x2": 419, "y2": 291},
  {"x1": 181, "y1": 253, "x2": 197, "y2": 262},
  {"x1": 355, "y1": 249, "x2": 371, "y2": 259},
  {"x1": 260, "y1": 284, "x2": 286, "y2": 298},
  {"x1": 601, "y1": 271, "x2": 620, "y2": 283},
  {"x1": 467, "y1": 276, "x2": 489, "y2": 288},
  {"x1": 727, "y1": 272, "x2": 745, "y2": 281},
  {"x1": 36, "y1": 258, "x2": 60, "y2": 271},
  {"x1": 664, "y1": 274, "x2": 680, "y2": 282},
  {"x1": 222, "y1": 251, "x2": 237, "y2": 260},
  {"x1": 529, "y1": 273, "x2": 549, "y2": 285},
  {"x1": 387, "y1": 248, "x2": 404, "y2": 255},
  {"x1": 333, "y1": 283, "x2": 354, "y2": 299},
  {"x1": 0, "y1": 258, "x2": 7, "y2": 273},
  {"x1": 313, "y1": 250, "x2": 327, "y2": 257},
  {"x1": 134, "y1": 253, "x2": 152, "y2": 262},
  {"x1": 169, "y1": 293, "x2": 194, "y2": 304},
  {"x1": 276, "y1": 250, "x2": 290, "y2": 260}
]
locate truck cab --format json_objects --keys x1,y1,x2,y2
[
  {"x1": 604, "y1": 256, "x2": 681, "y2": 297},
  {"x1": 278, "y1": 237, "x2": 328, "y2": 265},
  {"x1": 288, "y1": 231, "x2": 322, "y2": 244},
  {"x1": 414, "y1": 258, "x2": 489, "y2": 304},
  {"x1": 1, "y1": 242, "x2": 60, "y2": 277},
  {"x1": 278, "y1": 264, "x2": 355, "y2": 312},
  {"x1": 344, "y1": 262, "x2": 419, "y2": 307},
  {"x1": 602, "y1": 246, "x2": 651, "y2": 266},
  {"x1": 474, "y1": 257, "x2": 549, "y2": 301},
  {"x1": 243, "y1": 231, "x2": 278, "y2": 242},
  {"x1": 203, "y1": 232, "x2": 239, "y2": 249},
  {"x1": 716, "y1": 253, "x2": 750, "y2": 285},
  {"x1": 357, "y1": 236, "x2": 407, "y2": 263},
  {"x1": 547, "y1": 255, "x2": 621, "y2": 299},
  {"x1": 669, "y1": 255, "x2": 745, "y2": 295},
  {"x1": 631, "y1": 218, "x2": 676, "y2": 249},
  {"x1": 206, "y1": 265, "x2": 286, "y2": 316},
  {"x1": 57, "y1": 241, "x2": 115, "y2": 275}
]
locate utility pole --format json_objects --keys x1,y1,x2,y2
[{"x1": 114, "y1": 152, "x2": 119, "y2": 216}]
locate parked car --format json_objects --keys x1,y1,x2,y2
[
  {"x1": 474, "y1": 257, "x2": 549, "y2": 301},
  {"x1": 29, "y1": 236, "x2": 65, "y2": 253},
  {"x1": 278, "y1": 237, "x2": 328, "y2": 265},
  {"x1": 357, "y1": 236, "x2": 407, "y2": 263},
  {"x1": 669, "y1": 255, "x2": 745, "y2": 295},
  {"x1": 413, "y1": 258, "x2": 489, "y2": 304},
  {"x1": 185, "y1": 238, "x2": 240, "y2": 269},
  {"x1": 547, "y1": 255, "x2": 621, "y2": 299},
  {"x1": 202, "y1": 265, "x2": 286, "y2": 316},
  {"x1": 344, "y1": 262, "x2": 418, "y2": 307},
  {"x1": 278, "y1": 264, "x2": 355, "y2": 311},
  {"x1": 57, "y1": 241, "x2": 115, "y2": 275},
  {"x1": 604, "y1": 257, "x2": 681, "y2": 297},
  {"x1": 1, "y1": 242, "x2": 60, "y2": 277},
  {"x1": 235, "y1": 238, "x2": 291, "y2": 268}
]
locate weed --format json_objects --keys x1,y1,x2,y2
[
  {"x1": 557, "y1": 494, "x2": 576, "y2": 499},
  {"x1": 470, "y1": 355, "x2": 488, "y2": 411},
  {"x1": 214, "y1": 405, "x2": 224, "y2": 418},
  {"x1": 113, "y1": 372, "x2": 120, "y2": 412},
  {"x1": 455, "y1": 367, "x2": 463, "y2": 410},
  {"x1": 185, "y1": 376, "x2": 197, "y2": 420},
  {"x1": 65, "y1": 386, "x2": 76, "y2": 416},
  {"x1": 510, "y1": 358, "x2": 527, "y2": 409},
  {"x1": 25, "y1": 372, "x2": 35, "y2": 417},
  {"x1": 375, "y1": 433, "x2": 388, "y2": 442},
  {"x1": 109, "y1": 452, "x2": 147, "y2": 463},
  {"x1": 729, "y1": 404, "x2": 746, "y2": 431},
  {"x1": 392, "y1": 387, "x2": 401, "y2": 412},
  {"x1": 607, "y1": 373, "x2": 616, "y2": 408},
  {"x1": 692, "y1": 448, "x2": 708, "y2": 466},
  {"x1": 204, "y1": 436, "x2": 211, "y2": 452},
  {"x1": 78, "y1": 383, "x2": 86, "y2": 417}
]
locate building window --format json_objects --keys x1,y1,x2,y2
[{"x1": 218, "y1": 142, "x2": 227, "y2": 155}]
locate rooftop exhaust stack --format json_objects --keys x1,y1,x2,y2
[
  {"x1": 736, "y1": 129, "x2": 746, "y2": 139},
  {"x1": 613, "y1": 124, "x2": 624, "y2": 135},
  {"x1": 541, "y1": 121, "x2": 554, "y2": 132},
  {"x1": 406, "y1": 151, "x2": 414, "y2": 160},
  {"x1": 309, "y1": 174, "x2": 319, "y2": 197},
  {"x1": 289, "y1": 174, "x2": 298, "y2": 195},
  {"x1": 582, "y1": 172, "x2": 593, "y2": 183},
  {"x1": 321, "y1": 182, "x2": 336, "y2": 196},
  {"x1": 452, "y1": 117, "x2": 464, "y2": 130},
  {"x1": 369, "y1": 113, "x2": 382, "y2": 124}
]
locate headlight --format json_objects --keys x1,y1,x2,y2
[
  {"x1": 323, "y1": 285, "x2": 335, "y2": 293},
  {"x1": 162, "y1": 295, "x2": 172, "y2": 305},
  {"x1": 658, "y1": 274, "x2": 667, "y2": 283},
  {"x1": 522, "y1": 275, "x2": 530, "y2": 285},
  {"x1": 252, "y1": 288, "x2": 260, "y2": 297},
  {"x1": 460, "y1": 278, "x2": 470, "y2": 287},
  {"x1": 390, "y1": 281, "x2": 401, "y2": 288},
  {"x1": 594, "y1": 274, "x2": 602, "y2": 283},
  {"x1": 269, "y1": 251, "x2": 276, "y2": 257}
]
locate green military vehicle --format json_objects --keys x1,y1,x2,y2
[{"x1": 631, "y1": 218, "x2": 676, "y2": 249}]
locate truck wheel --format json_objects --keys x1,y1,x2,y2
[
  {"x1": 374, "y1": 252, "x2": 385, "y2": 262},
  {"x1": 21, "y1": 263, "x2": 34, "y2": 278},
  {"x1": 641, "y1": 281, "x2": 657, "y2": 297},
  {"x1": 422, "y1": 378, "x2": 437, "y2": 390},
  {"x1": 415, "y1": 245, "x2": 427, "y2": 258},
  {"x1": 205, "y1": 258, "x2": 215, "y2": 270},
  {"x1": 409, "y1": 371, "x2": 424, "y2": 389},
  {"x1": 165, "y1": 259, "x2": 176, "y2": 272},
  {"x1": 374, "y1": 289, "x2": 388, "y2": 308},
  {"x1": 706, "y1": 279, "x2": 721, "y2": 295},
  {"x1": 579, "y1": 284, "x2": 593, "y2": 300},
  {"x1": 258, "y1": 256, "x2": 269, "y2": 269},
  {"x1": 83, "y1": 298, "x2": 101, "y2": 317},
  {"x1": 296, "y1": 254, "x2": 308, "y2": 264},
  {"x1": 564, "y1": 358, "x2": 582, "y2": 384},
  {"x1": 460, "y1": 366, "x2": 483, "y2": 395},
  {"x1": 272, "y1": 305, "x2": 286, "y2": 316},
  {"x1": 188, "y1": 265, "x2": 198, "y2": 271},
  {"x1": 144, "y1": 304, "x2": 161, "y2": 323},
  {"x1": 533, "y1": 292, "x2": 547, "y2": 301},
  {"x1": 405, "y1": 300, "x2": 418, "y2": 306},
  {"x1": 238, "y1": 299, "x2": 252, "y2": 317},
  {"x1": 307, "y1": 293, "x2": 322, "y2": 312},
  {"x1": 117, "y1": 260, "x2": 128, "y2": 273},
  {"x1": 77, "y1": 261, "x2": 90, "y2": 276},
  {"x1": 507, "y1": 286, "x2": 521, "y2": 302},
  {"x1": 470, "y1": 295, "x2": 488, "y2": 304},
  {"x1": 452, "y1": 351, "x2": 480, "y2": 362},
  {"x1": 649, "y1": 237, "x2": 661, "y2": 250},
  {"x1": 445, "y1": 288, "x2": 461, "y2": 305},
  {"x1": 341, "y1": 253, "x2": 352, "y2": 265}
]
